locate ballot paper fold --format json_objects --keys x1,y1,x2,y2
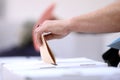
[{"x1": 40, "y1": 34, "x2": 56, "y2": 65}]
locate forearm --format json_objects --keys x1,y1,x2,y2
[{"x1": 69, "y1": 1, "x2": 120, "y2": 33}]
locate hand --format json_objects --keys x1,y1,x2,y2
[
  {"x1": 35, "y1": 19, "x2": 71, "y2": 46},
  {"x1": 32, "y1": 3, "x2": 56, "y2": 51}
]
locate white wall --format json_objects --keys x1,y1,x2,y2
[
  {"x1": 5, "y1": 0, "x2": 56, "y2": 22},
  {"x1": 0, "y1": 0, "x2": 117, "y2": 61}
]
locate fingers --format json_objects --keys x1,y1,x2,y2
[
  {"x1": 36, "y1": 32, "x2": 42, "y2": 47},
  {"x1": 35, "y1": 27, "x2": 45, "y2": 46},
  {"x1": 35, "y1": 23, "x2": 52, "y2": 46},
  {"x1": 34, "y1": 20, "x2": 68, "y2": 46},
  {"x1": 35, "y1": 27, "x2": 57, "y2": 46}
]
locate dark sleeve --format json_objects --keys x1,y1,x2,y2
[{"x1": 102, "y1": 48, "x2": 120, "y2": 67}]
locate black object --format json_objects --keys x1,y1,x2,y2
[{"x1": 102, "y1": 48, "x2": 120, "y2": 67}]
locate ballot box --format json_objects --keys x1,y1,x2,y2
[{"x1": 2, "y1": 57, "x2": 120, "y2": 80}]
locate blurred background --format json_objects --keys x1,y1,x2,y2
[{"x1": 0, "y1": 0, "x2": 120, "y2": 61}]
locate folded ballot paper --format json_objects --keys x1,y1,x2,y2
[{"x1": 40, "y1": 34, "x2": 56, "y2": 65}]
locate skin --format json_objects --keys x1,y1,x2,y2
[{"x1": 35, "y1": 1, "x2": 120, "y2": 50}]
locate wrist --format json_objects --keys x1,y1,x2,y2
[
  {"x1": 67, "y1": 17, "x2": 78, "y2": 32},
  {"x1": 68, "y1": 16, "x2": 84, "y2": 33},
  {"x1": 64, "y1": 19, "x2": 74, "y2": 33}
]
